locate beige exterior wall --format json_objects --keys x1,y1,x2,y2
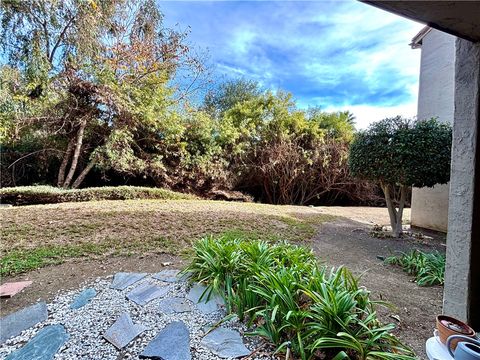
[
  {"x1": 411, "y1": 184, "x2": 449, "y2": 232},
  {"x1": 411, "y1": 29, "x2": 455, "y2": 233}
]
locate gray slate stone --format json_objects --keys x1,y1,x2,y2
[
  {"x1": 127, "y1": 282, "x2": 169, "y2": 306},
  {"x1": 152, "y1": 269, "x2": 182, "y2": 283},
  {"x1": 158, "y1": 297, "x2": 192, "y2": 314},
  {"x1": 70, "y1": 288, "x2": 96, "y2": 309},
  {"x1": 186, "y1": 284, "x2": 224, "y2": 314},
  {"x1": 201, "y1": 327, "x2": 250, "y2": 358},
  {"x1": 110, "y1": 272, "x2": 147, "y2": 290},
  {"x1": 140, "y1": 321, "x2": 191, "y2": 360},
  {"x1": 103, "y1": 313, "x2": 146, "y2": 349},
  {"x1": 5, "y1": 324, "x2": 69, "y2": 360},
  {"x1": 0, "y1": 302, "x2": 48, "y2": 344}
]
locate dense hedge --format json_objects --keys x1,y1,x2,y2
[{"x1": 0, "y1": 186, "x2": 197, "y2": 206}]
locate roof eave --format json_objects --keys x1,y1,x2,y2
[{"x1": 410, "y1": 26, "x2": 432, "y2": 49}]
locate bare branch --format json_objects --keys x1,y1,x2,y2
[
  {"x1": 7, "y1": 148, "x2": 63, "y2": 169},
  {"x1": 49, "y1": 14, "x2": 75, "y2": 64}
]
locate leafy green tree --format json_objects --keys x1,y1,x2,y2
[
  {"x1": 349, "y1": 116, "x2": 452, "y2": 236},
  {"x1": 203, "y1": 79, "x2": 261, "y2": 118},
  {"x1": 342, "y1": 110, "x2": 356, "y2": 125},
  {"x1": 1, "y1": 0, "x2": 202, "y2": 188},
  {"x1": 307, "y1": 108, "x2": 356, "y2": 142},
  {"x1": 217, "y1": 91, "x2": 375, "y2": 205},
  {"x1": 218, "y1": 91, "x2": 316, "y2": 156},
  {"x1": 1, "y1": 0, "x2": 117, "y2": 86},
  {"x1": 0, "y1": 66, "x2": 25, "y2": 142}
]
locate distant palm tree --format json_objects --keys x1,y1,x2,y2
[{"x1": 341, "y1": 110, "x2": 356, "y2": 125}]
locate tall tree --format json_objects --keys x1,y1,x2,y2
[
  {"x1": 349, "y1": 117, "x2": 452, "y2": 237},
  {"x1": 307, "y1": 108, "x2": 356, "y2": 142},
  {"x1": 1, "y1": 0, "x2": 202, "y2": 188},
  {"x1": 203, "y1": 79, "x2": 261, "y2": 118}
]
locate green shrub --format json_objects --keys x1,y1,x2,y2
[
  {"x1": 183, "y1": 235, "x2": 416, "y2": 360},
  {"x1": 385, "y1": 250, "x2": 445, "y2": 286},
  {"x1": 0, "y1": 185, "x2": 197, "y2": 205},
  {"x1": 349, "y1": 117, "x2": 452, "y2": 237}
]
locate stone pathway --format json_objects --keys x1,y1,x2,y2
[
  {"x1": 140, "y1": 321, "x2": 190, "y2": 359},
  {"x1": 187, "y1": 284, "x2": 226, "y2": 315},
  {"x1": 104, "y1": 313, "x2": 147, "y2": 350},
  {"x1": 70, "y1": 288, "x2": 96, "y2": 310},
  {"x1": 201, "y1": 328, "x2": 251, "y2": 358},
  {"x1": 0, "y1": 271, "x2": 273, "y2": 360},
  {"x1": 4, "y1": 325, "x2": 69, "y2": 360},
  {"x1": 0, "y1": 302, "x2": 48, "y2": 344}
]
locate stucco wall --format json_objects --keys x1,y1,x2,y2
[
  {"x1": 443, "y1": 38, "x2": 480, "y2": 326},
  {"x1": 411, "y1": 184, "x2": 449, "y2": 231},
  {"x1": 410, "y1": 29, "x2": 455, "y2": 232}
]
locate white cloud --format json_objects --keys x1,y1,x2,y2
[
  {"x1": 161, "y1": 0, "x2": 426, "y2": 115},
  {"x1": 229, "y1": 29, "x2": 257, "y2": 55},
  {"x1": 324, "y1": 103, "x2": 418, "y2": 130}
]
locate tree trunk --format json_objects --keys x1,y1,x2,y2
[
  {"x1": 62, "y1": 119, "x2": 87, "y2": 188},
  {"x1": 395, "y1": 185, "x2": 407, "y2": 237},
  {"x1": 71, "y1": 157, "x2": 96, "y2": 189},
  {"x1": 263, "y1": 176, "x2": 273, "y2": 204},
  {"x1": 381, "y1": 183, "x2": 407, "y2": 237},
  {"x1": 57, "y1": 138, "x2": 75, "y2": 187}
]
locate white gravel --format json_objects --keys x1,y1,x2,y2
[{"x1": 0, "y1": 274, "x2": 276, "y2": 360}]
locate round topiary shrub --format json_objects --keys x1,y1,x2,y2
[{"x1": 349, "y1": 116, "x2": 452, "y2": 237}]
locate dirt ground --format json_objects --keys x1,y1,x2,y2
[
  {"x1": 312, "y1": 217, "x2": 445, "y2": 359},
  {"x1": 315, "y1": 206, "x2": 411, "y2": 226},
  {"x1": 0, "y1": 205, "x2": 444, "y2": 359}
]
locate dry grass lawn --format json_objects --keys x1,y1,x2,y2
[{"x1": 1, "y1": 200, "x2": 335, "y2": 276}]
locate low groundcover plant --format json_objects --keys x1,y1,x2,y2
[
  {"x1": 182, "y1": 234, "x2": 416, "y2": 360},
  {"x1": 385, "y1": 250, "x2": 445, "y2": 286}
]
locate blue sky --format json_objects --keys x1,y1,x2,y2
[{"x1": 160, "y1": 0, "x2": 425, "y2": 128}]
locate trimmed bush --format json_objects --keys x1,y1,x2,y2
[
  {"x1": 349, "y1": 117, "x2": 452, "y2": 237},
  {"x1": 0, "y1": 185, "x2": 197, "y2": 206},
  {"x1": 183, "y1": 235, "x2": 416, "y2": 360}
]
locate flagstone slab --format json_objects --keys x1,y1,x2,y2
[
  {"x1": 186, "y1": 284, "x2": 224, "y2": 314},
  {"x1": 140, "y1": 321, "x2": 191, "y2": 360},
  {"x1": 0, "y1": 302, "x2": 48, "y2": 344},
  {"x1": 70, "y1": 288, "x2": 96, "y2": 309},
  {"x1": 201, "y1": 327, "x2": 250, "y2": 358},
  {"x1": 0, "y1": 281, "x2": 32, "y2": 298},
  {"x1": 4, "y1": 324, "x2": 69, "y2": 360},
  {"x1": 152, "y1": 269, "x2": 182, "y2": 283},
  {"x1": 103, "y1": 313, "x2": 147, "y2": 349},
  {"x1": 158, "y1": 297, "x2": 192, "y2": 314},
  {"x1": 127, "y1": 282, "x2": 169, "y2": 306},
  {"x1": 110, "y1": 272, "x2": 147, "y2": 290}
]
